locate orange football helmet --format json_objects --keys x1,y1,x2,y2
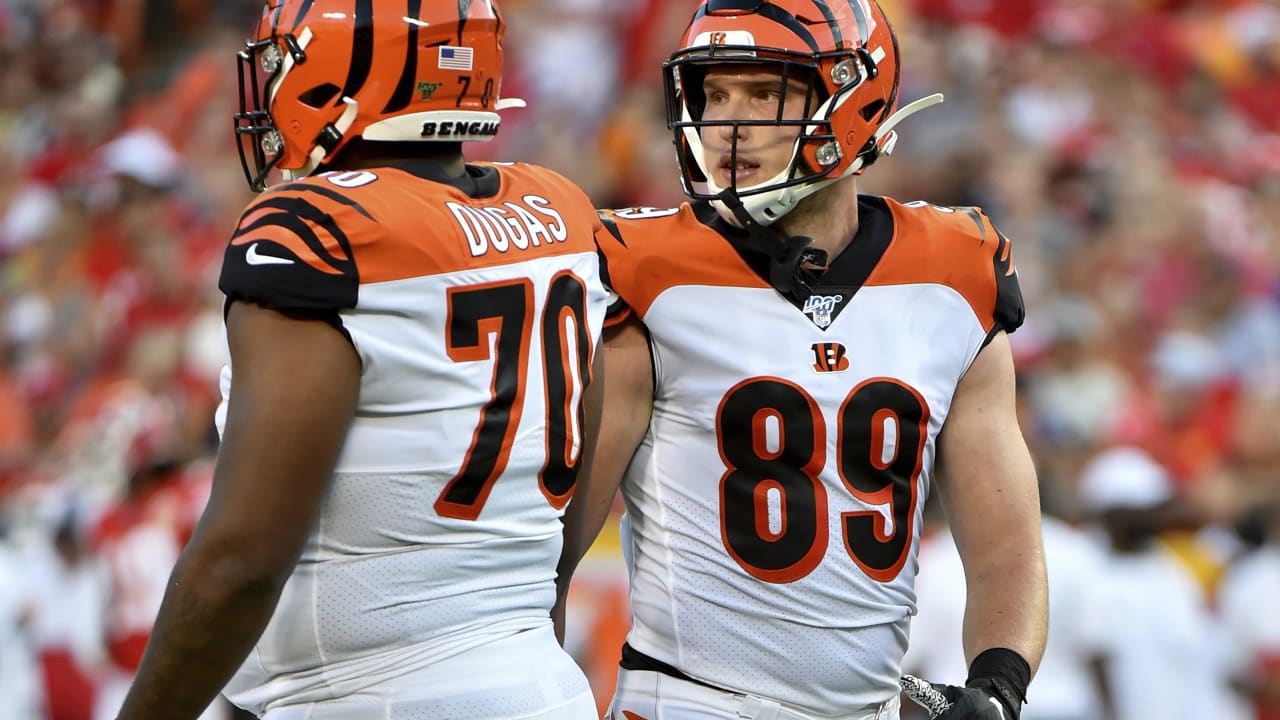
[
  {"x1": 665, "y1": 0, "x2": 943, "y2": 225},
  {"x1": 235, "y1": 0, "x2": 523, "y2": 191}
]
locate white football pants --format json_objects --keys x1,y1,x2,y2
[
  {"x1": 608, "y1": 667, "x2": 901, "y2": 720},
  {"x1": 257, "y1": 624, "x2": 596, "y2": 719}
]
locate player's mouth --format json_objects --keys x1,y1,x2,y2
[{"x1": 718, "y1": 154, "x2": 762, "y2": 186}]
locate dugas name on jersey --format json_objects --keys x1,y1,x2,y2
[{"x1": 448, "y1": 195, "x2": 568, "y2": 257}]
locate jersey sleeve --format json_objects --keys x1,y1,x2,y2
[
  {"x1": 975, "y1": 209, "x2": 1026, "y2": 337},
  {"x1": 219, "y1": 181, "x2": 379, "y2": 318},
  {"x1": 944, "y1": 205, "x2": 1026, "y2": 341},
  {"x1": 595, "y1": 209, "x2": 634, "y2": 325}
]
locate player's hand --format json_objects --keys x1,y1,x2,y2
[
  {"x1": 901, "y1": 675, "x2": 1018, "y2": 720},
  {"x1": 930, "y1": 683, "x2": 1012, "y2": 720}
]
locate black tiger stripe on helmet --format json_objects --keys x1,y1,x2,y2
[
  {"x1": 697, "y1": 1, "x2": 822, "y2": 53},
  {"x1": 236, "y1": 0, "x2": 513, "y2": 191},
  {"x1": 339, "y1": 0, "x2": 374, "y2": 101},
  {"x1": 289, "y1": 0, "x2": 314, "y2": 31},
  {"x1": 383, "y1": 0, "x2": 425, "y2": 113}
]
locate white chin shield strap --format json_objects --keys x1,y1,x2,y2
[
  {"x1": 281, "y1": 97, "x2": 358, "y2": 182},
  {"x1": 686, "y1": 92, "x2": 945, "y2": 227}
]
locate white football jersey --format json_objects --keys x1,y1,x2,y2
[
  {"x1": 214, "y1": 162, "x2": 607, "y2": 714},
  {"x1": 597, "y1": 197, "x2": 1023, "y2": 716}
]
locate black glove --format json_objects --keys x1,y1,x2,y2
[
  {"x1": 930, "y1": 683, "x2": 1012, "y2": 720},
  {"x1": 902, "y1": 649, "x2": 1029, "y2": 720},
  {"x1": 944, "y1": 647, "x2": 1029, "y2": 719}
]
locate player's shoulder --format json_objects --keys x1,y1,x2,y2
[
  {"x1": 221, "y1": 177, "x2": 372, "y2": 313},
  {"x1": 478, "y1": 161, "x2": 594, "y2": 206},
  {"x1": 596, "y1": 203, "x2": 705, "y2": 249},
  {"x1": 238, "y1": 173, "x2": 384, "y2": 229},
  {"x1": 481, "y1": 159, "x2": 569, "y2": 184},
  {"x1": 595, "y1": 202, "x2": 768, "y2": 322},
  {"x1": 231, "y1": 175, "x2": 385, "y2": 265},
  {"x1": 883, "y1": 197, "x2": 1004, "y2": 254},
  {"x1": 872, "y1": 196, "x2": 1011, "y2": 274},
  {"x1": 872, "y1": 196, "x2": 1023, "y2": 333},
  {"x1": 599, "y1": 203, "x2": 699, "y2": 227}
]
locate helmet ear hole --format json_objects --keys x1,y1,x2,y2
[
  {"x1": 298, "y1": 83, "x2": 342, "y2": 109},
  {"x1": 678, "y1": 65, "x2": 709, "y2": 120},
  {"x1": 859, "y1": 99, "x2": 886, "y2": 122}
]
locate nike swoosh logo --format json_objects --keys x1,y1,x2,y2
[{"x1": 245, "y1": 242, "x2": 296, "y2": 266}]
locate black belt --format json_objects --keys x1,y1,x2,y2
[{"x1": 620, "y1": 642, "x2": 727, "y2": 693}]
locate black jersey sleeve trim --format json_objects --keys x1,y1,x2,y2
[{"x1": 991, "y1": 229, "x2": 1025, "y2": 334}]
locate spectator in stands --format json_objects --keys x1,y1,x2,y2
[
  {"x1": 1078, "y1": 445, "x2": 1240, "y2": 720},
  {"x1": 905, "y1": 495, "x2": 1114, "y2": 720},
  {"x1": 1218, "y1": 503, "x2": 1280, "y2": 720}
]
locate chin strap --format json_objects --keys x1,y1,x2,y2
[
  {"x1": 717, "y1": 189, "x2": 825, "y2": 303},
  {"x1": 281, "y1": 97, "x2": 359, "y2": 182}
]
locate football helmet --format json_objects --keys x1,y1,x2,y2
[
  {"x1": 235, "y1": 0, "x2": 525, "y2": 191},
  {"x1": 665, "y1": 0, "x2": 943, "y2": 225}
]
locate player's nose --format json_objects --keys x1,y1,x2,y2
[{"x1": 716, "y1": 119, "x2": 747, "y2": 144}]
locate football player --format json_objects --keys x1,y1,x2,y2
[
  {"x1": 556, "y1": 1, "x2": 1048, "y2": 719},
  {"x1": 117, "y1": 2, "x2": 607, "y2": 718}
]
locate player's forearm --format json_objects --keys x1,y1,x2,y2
[
  {"x1": 553, "y1": 346, "x2": 613, "y2": 634},
  {"x1": 554, "y1": 475, "x2": 616, "y2": 626},
  {"x1": 116, "y1": 548, "x2": 289, "y2": 719},
  {"x1": 558, "y1": 475, "x2": 618, "y2": 570},
  {"x1": 554, "y1": 524, "x2": 586, "y2": 633},
  {"x1": 961, "y1": 550, "x2": 1048, "y2": 674}
]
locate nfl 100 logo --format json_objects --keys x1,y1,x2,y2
[{"x1": 802, "y1": 293, "x2": 843, "y2": 328}]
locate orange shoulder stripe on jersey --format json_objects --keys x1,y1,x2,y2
[
  {"x1": 596, "y1": 206, "x2": 769, "y2": 319},
  {"x1": 864, "y1": 201, "x2": 1008, "y2": 332}
]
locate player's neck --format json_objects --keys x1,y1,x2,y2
[
  {"x1": 777, "y1": 180, "x2": 860, "y2": 270},
  {"x1": 324, "y1": 140, "x2": 468, "y2": 177}
]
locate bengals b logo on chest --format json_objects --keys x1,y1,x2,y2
[{"x1": 811, "y1": 342, "x2": 850, "y2": 373}]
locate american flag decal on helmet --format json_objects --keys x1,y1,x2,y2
[{"x1": 438, "y1": 46, "x2": 474, "y2": 70}]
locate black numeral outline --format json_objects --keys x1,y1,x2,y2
[
  {"x1": 717, "y1": 377, "x2": 928, "y2": 582},
  {"x1": 435, "y1": 275, "x2": 594, "y2": 520}
]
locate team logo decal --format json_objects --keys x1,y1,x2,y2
[
  {"x1": 811, "y1": 342, "x2": 850, "y2": 373},
  {"x1": 416, "y1": 81, "x2": 442, "y2": 100},
  {"x1": 801, "y1": 293, "x2": 843, "y2": 329},
  {"x1": 691, "y1": 29, "x2": 756, "y2": 47}
]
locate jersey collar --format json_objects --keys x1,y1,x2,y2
[{"x1": 696, "y1": 194, "x2": 895, "y2": 329}]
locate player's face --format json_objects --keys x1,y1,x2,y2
[{"x1": 699, "y1": 65, "x2": 810, "y2": 188}]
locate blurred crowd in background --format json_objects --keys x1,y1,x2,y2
[{"x1": 0, "y1": 0, "x2": 1278, "y2": 719}]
